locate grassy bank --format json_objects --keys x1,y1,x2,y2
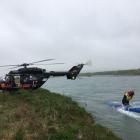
[{"x1": 0, "y1": 89, "x2": 122, "y2": 140}]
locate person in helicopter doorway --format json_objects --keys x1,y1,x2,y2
[{"x1": 122, "y1": 90, "x2": 135, "y2": 107}]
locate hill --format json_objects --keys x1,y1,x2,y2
[
  {"x1": 0, "y1": 89, "x2": 122, "y2": 140},
  {"x1": 81, "y1": 69, "x2": 140, "y2": 76}
]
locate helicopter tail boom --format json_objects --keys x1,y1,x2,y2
[{"x1": 43, "y1": 64, "x2": 84, "y2": 80}]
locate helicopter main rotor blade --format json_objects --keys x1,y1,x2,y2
[
  {"x1": 0, "y1": 59, "x2": 55, "y2": 68},
  {"x1": 29, "y1": 59, "x2": 55, "y2": 65},
  {"x1": 35, "y1": 63, "x2": 65, "y2": 65},
  {"x1": 8, "y1": 66, "x2": 20, "y2": 69},
  {"x1": 0, "y1": 64, "x2": 18, "y2": 67}
]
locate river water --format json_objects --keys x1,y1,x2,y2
[{"x1": 43, "y1": 76, "x2": 140, "y2": 140}]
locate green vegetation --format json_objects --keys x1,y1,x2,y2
[
  {"x1": 81, "y1": 68, "x2": 140, "y2": 76},
  {"x1": 0, "y1": 89, "x2": 122, "y2": 140}
]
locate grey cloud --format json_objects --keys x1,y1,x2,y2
[{"x1": 0, "y1": 0, "x2": 140, "y2": 74}]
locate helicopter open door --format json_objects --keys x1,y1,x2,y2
[{"x1": 14, "y1": 76, "x2": 20, "y2": 87}]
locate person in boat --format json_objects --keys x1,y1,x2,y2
[{"x1": 122, "y1": 90, "x2": 134, "y2": 106}]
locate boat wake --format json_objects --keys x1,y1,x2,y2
[
  {"x1": 118, "y1": 108, "x2": 140, "y2": 121},
  {"x1": 108, "y1": 101, "x2": 140, "y2": 121}
]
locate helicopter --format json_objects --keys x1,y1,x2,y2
[{"x1": 0, "y1": 59, "x2": 84, "y2": 91}]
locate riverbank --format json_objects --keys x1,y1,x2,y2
[
  {"x1": 0, "y1": 89, "x2": 122, "y2": 140},
  {"x1": 80, "y1": 68, "x2": 140, "y2": 76}
]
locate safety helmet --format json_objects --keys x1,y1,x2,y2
[{"x1": 128, "y1": 90, "x2": 135, "y2": 96}]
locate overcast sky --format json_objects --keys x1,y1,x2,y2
[{"x1": 0, "y1": 0, "x2": 140, "y2": 74}]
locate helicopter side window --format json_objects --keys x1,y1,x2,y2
[
  {"x1": 30, "y1": 75, "x2": 37, "y2": 81},
  {"x1": 23, "y1": 77, "x2": 30, "y2": 83},
  {"x1": 5, "y1": 76, "x2": 10, "y2": 83},
  {"x1": 5, "y1": 75, "x2": 14, "y2": 83}
]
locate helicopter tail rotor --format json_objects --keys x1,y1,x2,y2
[{"x1": 84, "y1": 60, "x2": 92, "y2": 66}]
